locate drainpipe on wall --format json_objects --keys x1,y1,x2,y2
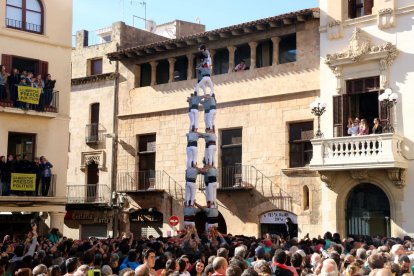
[{"x1": 111, "y1": 43, "x2": 120, "y2": 237}]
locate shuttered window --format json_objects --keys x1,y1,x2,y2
[{"x1": 289, "y1": 122, "x2": 313, "y2": 168}]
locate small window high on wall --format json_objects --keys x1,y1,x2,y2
[
  {"x1": 348, "y1": 0, "x2": 374, "y2": 19},
  {"x1": 6, "y1": 0, "x2": 44, "y2": 34}
]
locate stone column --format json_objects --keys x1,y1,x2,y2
[
  {"x1": 49, "y1": 212, "x2": 65, "y2": 234},
  {"x1": 133, "y1": 64, "x2": 141, "y2": 88},
  {"x1": 271, "y1": 37, "x2": 281, "y2": 66},
  {"x1": 187, "y1": 54, "x2": 194, "y2": 80},
  {"x1": 248, "y1": 42, "x2": 258, "y2": 69},
  {"x1": 168, "y1": 58, "x2": 176, "y2": 83},
  {"x1": 227, "y1": 46, "x2": 237, "y2": 73},
  {"x1": 150, "y1": 61, "x2": 158, "y2": 86}
]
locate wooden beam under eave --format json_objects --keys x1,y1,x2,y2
[
  {"x1": 219, "y1": 32, "x2": 231, "y2": 38},
  {"x1": 186, "y1": 39, "x2": 198, "y2": 45},
  {"x1": 125, "y1": 52, "x2": 135, "y2": 58},
  {"x1": 297, "y1": 15, "x2": 306, "y2": 22},
  {"x1": 197, "y1": 37, "x2": 208, "y2": 43},
  {"x1": 269, "y1": 21, "x2": 280, "y2": 28},
  {"x1": 283, "y1": 18, "x2": 293, "y2": 25},
  {"x1": 231, "y1": 29, "x2": 244, "y2": 36},
  {"x1": 164, "y1": 44, "x2": 177, "y2": 50},
  {"x1": 145, "y1": 48, "x2": 155, "y2": 54},
  {"x1": 134, "y1": 50, "x2": 145, "y2": 56},
  {"x1": 256, "y1": 24, "x2": 267, "y2": 30},
  {"x1": 207, "y1": 34, "x2": 219, "y2": 40},
  {"x1": 154, "y1": 46, "x2": 166, "y2": 52},
  {"x1": 175, "y1": 41, "x2": 187, "y2": 48},
  {"x1": 243, "y1": 27, "x2": 254, "y2": 33}
]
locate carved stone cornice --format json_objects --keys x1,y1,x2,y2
[
  {"x1": 71, "y1": 72, "x2": 118, "y2": 86},
  {"x1": 319, "y1": 171, "x2": 337, "y2": 189},
  {"x1": 349, "y1": 170, "x2": 369, "y2": 180},
  {"x1": 387, "y1": 168, "x2": 406, "y2": 188},
  {"x1": 325, "y1": 28, "x2": 398, "y2": 75}
]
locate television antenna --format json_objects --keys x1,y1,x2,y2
[{"x1": 120, "y1": 0, "x2": 147, "y2": 24}]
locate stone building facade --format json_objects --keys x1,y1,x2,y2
[
  {"x1": 313, "y1": 0, "x2": 414, "y2": 237},
  {"x1": 108, "y1": 9, "x2": 323, "y2": 238},
  {"x1": 0, "y1": 0, "x2": 72, "y2": 236},
  {"x1": 67, "y1": 21, "x2": 205, "y2": 239}
]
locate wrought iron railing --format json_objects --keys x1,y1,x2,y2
[
  {"x1": 67, "y1": 184, "x2": 111, "y2": 204},
  {"x1": 6, "y1": 18, "x2": 42, "y2": 33},
  {"x1": 117, "y1": 170, "x2": 183, "y2": 200},
  {"x1": 85, "y1": 123, "x2": 105, "y2": 144},
  {"x1": 0, "y1": 88, "x2": 59, "y2": 113},
  {"x1": 198, "y1": 165, "x2": 293, "y2": 210}
]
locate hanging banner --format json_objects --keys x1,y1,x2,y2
[
  {"x1": 17, "y1": 86, "x2": 42, "y2": 104},
  {"x1": 260, "y1": 211, "x2": 297, "y2": 224},
  {"x1": 11, "y1": 173, "x2": 36, "y2": 191}
]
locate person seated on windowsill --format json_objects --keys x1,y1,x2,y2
[
  {"x1": 372, "y1": 118, "x2": 383, "y2": 134},
  {"x1": 358, "y1": 119, "x2": 369, "y2": 135},
  {"x1": 234, "y1": 60, "x2": 246, "y2": 72},
  {"x1": 347, "y1": 117, "x2": 360, "y2": 136}
]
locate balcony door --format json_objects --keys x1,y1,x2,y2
[
  {"x1": 220, "y1": 129, "x2": 242, "y2": 188},
  {"x1": 137, "y1": 134, "x2": 156, "y2": 190},
  {"x1": 333, "y1": 76, "x2": 385, "y2": 137},
  {"x1": 86, "y1": 161, "x2": 99, "y2": 202},
  {"x1": 346, "y1": 183, "x2": 390, "y2": 236},
  {"x1": 8, "y1": 132, "x2": 36, "y2": 161}
]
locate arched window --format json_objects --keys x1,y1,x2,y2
[
  {"x1": 6, "y1": 0, "x2": 44, "y2": 34},
  {"x1": 303, "y1": 185, "x2": 310, "y2": 211}
]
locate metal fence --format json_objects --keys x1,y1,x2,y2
[
  {"x1": 6, "y1": 18, "x2": 42, "y2": 33},
  {"x1": 85, "y1": 123, "x2": 105, "y2": 144},
  {"x1": 67, "y1": 184, "x2": 111, "y2": 204},
  {"x1": 0, "y1": 89, "x2": 59, "y2": 113}
]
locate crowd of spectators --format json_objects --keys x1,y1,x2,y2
[
  {"x1": 1, "y1": 224, "x2": 414, "y2": 276},
  {"x1": 0, "y1": 65, "x2": 56, "y2": 111},
  {"x1": 0, "y1": 154, "x2": 53, "y2": 196}
]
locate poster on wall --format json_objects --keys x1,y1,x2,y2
[{"x1": 260, "y1": 211, "x2": 297, "y2": 224}]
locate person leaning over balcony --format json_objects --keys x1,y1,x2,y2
[
  {"x1": 347, "y1": 117, "x2": 360, "y2": 136},
  {"x1": 358, "y1": 119, "x2": 369, "y2": 135},
  {"x1": 372, "y1": 118, "x2": 383, "y2": 134},
  {"x1": 0, "y1": 65, "x2": 9, "y2": 101},
  {"x1": 39, "y1": 156, "x2": 53, "y2": 196},
  {"x1": 187, "y1": 93, "x2": 202, "y2": 132},
  {"x1": 234, "y1": 60, "x2": 247, "y2": 72},
  {"x1": 8, "y1": 68, "x2": 20, "y2": 107}
]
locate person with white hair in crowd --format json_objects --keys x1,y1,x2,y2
[{"x1": 320, "y1": 259, "x2": 339, "y2": 276}]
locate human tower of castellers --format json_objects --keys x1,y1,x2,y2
[{"x1": 183, "y1": 45, "x2": 219, "y2": 237}]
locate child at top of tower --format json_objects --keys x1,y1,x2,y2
[{"x1": 198, "y1": 44, "x2": 212, "y2": 68}]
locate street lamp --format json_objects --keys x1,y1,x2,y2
[
  {"x1": 310, "y1": 97, "x2": 327, "y2": 138},
  {"x1": 378, "y1": 88, "x2": 398, "y2": 133}
]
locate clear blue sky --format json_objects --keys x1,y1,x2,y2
[{"x1": 73, "y1": 0, "x2": 318, "y2": 33}]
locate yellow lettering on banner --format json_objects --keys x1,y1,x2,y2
[
  {"x1": 17, "y1": 86, "x2": 42, "y2": 104},
  {"x1": 11, "y1": 173, "x2": 36, "y2": 191}
]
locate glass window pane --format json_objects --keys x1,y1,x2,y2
[
  {"x1": 26, "y1": 0, "x2": 41, "y2": 11},
  {"x1": 6, "y1": 0, "x2": 22, "y2": 7},
  {"x1": 6, "y1": 6, "x2": 22, "y2": 23},
  {"x1": 26, "y1": 11, "x2": 41, "y2": 32}
]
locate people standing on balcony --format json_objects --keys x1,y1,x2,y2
[
  {"x1": 32, "y1": 157, "x2": 42, "y2": 196},
  {"x1": 358, "y1": 119, "x2": 369, "y2": 136},
  {"x1": 39, "y1": 156, "x2": 53, "y2": 196},
  {"x1": 372, "y1": 118, "x2": 383, "y2": 134},
  {"x1": 187, "y1": 93, "x2": 202, "y2": 132},
  {"x1": 33, "y1": 74, "x2": 45, "y2": 111},
  {"x1": 44, "y1": 74, "x2": 56, "y2": 107},
  {"x1": 185, "y1": 165, "x2": 200, "y2": 207},
  {"x1": 8, "y1": 68, "x2": 20, "y2": 107},
  {"x1": 0, "y1": 65, "x2": 9, "y2": 101},
  {"x1": 347, "y1": 117, "x2": 360, "y2": 136},
  {"x1": 203, "y1": 129, "x2": 217, "y2": 167},
  {"x1": 202, "y1": 95, "x2": 217, "y2": 132}
]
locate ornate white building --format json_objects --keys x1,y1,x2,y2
[{"x1": 313, "y1": 0, "x2": 414, "y2": 237}]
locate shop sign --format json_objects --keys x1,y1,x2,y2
[
  {"x1": 65, "y1": 211, "x2": 111, "y2": 224},
  {"x1": 260, "y1": 211, "x2": 297, "y2": 224},
  {"x1": 130, "y1": 210, "x2": 163, "y2": 223}
]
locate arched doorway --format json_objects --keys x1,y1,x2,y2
[
  {"x1": 194, "y1": 211, "x2": 227, "y2": 236},
  {"x1": 346, "y1": 183, "x2": 390, "y2": 237}
]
